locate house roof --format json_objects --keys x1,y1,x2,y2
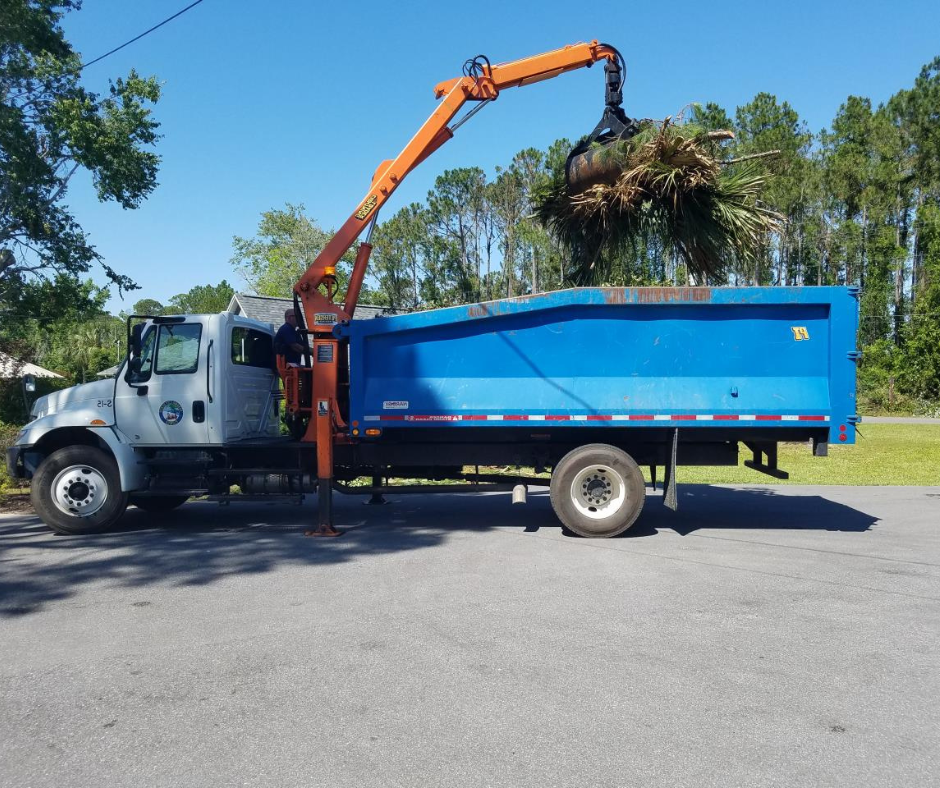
[
  {"x1": 0, "y1": 351, "x2": 64, "y2": 379},
  {"x1": 226, "y1": 293, "x2": 397, "y2": 325}
]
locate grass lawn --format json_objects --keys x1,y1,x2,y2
[{"x1": 665, "y1": 423, "x2": 940, "y2": 486}]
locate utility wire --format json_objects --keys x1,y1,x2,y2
[{"x1": 79, "y1": 0, "x2": 207, "y2": 72}]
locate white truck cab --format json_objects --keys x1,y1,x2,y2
[
  {"x1": 118, "y1": 312, "x2": 278, "y2": 446},
  {"x1": 7, "y1": 311, "x2": 280, "y2": 534}
]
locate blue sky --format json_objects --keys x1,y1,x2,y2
[{"x1": 61, "y1": 0, "x2": 940, "y2": 313}]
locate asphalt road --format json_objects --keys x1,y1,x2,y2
[{"x1": 1, "y1": 485, "x2": 938, "y2": 788}]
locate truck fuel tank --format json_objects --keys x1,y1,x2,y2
[{"x1": 242, "y1": 473, "x2": 316, "y2": 495}]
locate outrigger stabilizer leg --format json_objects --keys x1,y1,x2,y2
[
  {"x1": 305, "y1": 398, "x2": 343, "y2": 537},
  {"x1": 366, "y1": 473, "x2": 388, "y2": 505},
  {"x1": 306, "y1": 478, "x2": 342, "y2": 537}
]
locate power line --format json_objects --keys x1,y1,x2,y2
[{"x1": 79, "y1": 0, "x2": 207, "y2": 72}]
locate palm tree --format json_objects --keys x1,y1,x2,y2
[
  {"x1": 535, "y1": 118, "x2": 782, "y2": 286},
  {"x1": 67, "y1": 324, "x2": 102, "y2": 383}
]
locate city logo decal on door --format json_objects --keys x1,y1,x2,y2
[{"x1": 159, "y1": 400, "x2": 184, "y2": 425}]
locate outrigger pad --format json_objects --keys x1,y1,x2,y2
[{"x1": 305, "y1": 525, "x2": 343, "y2": 538}]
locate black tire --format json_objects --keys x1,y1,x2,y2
[
  {"x1": 30, "y1": 446, "x2": 129, "y2": 535},
  {"x1": 130, "y1": 495, "x2": 190, "y2": 513},
  {"x1": 549, "y1": 444, "x2": 646, "y2": 538}
]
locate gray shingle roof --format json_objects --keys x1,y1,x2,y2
[{"x1": 227, "y1": 294, "x2": 397, "y2": 326}]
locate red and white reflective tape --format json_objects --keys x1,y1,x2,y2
[{"x1": 363, "y1": 413, "x2": 830, "y2": 423}]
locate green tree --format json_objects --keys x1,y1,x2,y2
[
  {"x1": 906, "y1": 57, "x2": 940, "y2": 193},
  {"x1": 1, "y1": 274, "x2": 107, "y2": 336},
  {"x1": 425, "y1": 168, "x2": 487, "y2": 304},
  {"x1": 132, "y1": 298, "x2": 164, "y2": 316},
  {"x1": 370, "y1": 205, "x2": 427, "y2": 311},
  {"x1": 690, "y1": 102, "x2": 734, "y2": 133},
  {"x1": 489, "y1": 163, "x2": 525, "y2": 297},
  {"x1": 0, "y1": 1, "x2": 162, "y2": 297},
  {"x1": 489, "y1": 149, "x2": 551, "y2": 297},
  {"x1": 509, "y1": 148, "x2": 547, "y2": 294},
  {"x1": 63, "y1": 322, "x2": 100, "y2": 383},
  {"x1": 822, "y1": 97, "x2": 886, "y2": 340},
  {"x1": 734, "y1": 93, "x2": 814, "y2": 286},
  {"x1": 38, "y1": 313, "x2": 123, "y2": 383},
  {"x1": 875, "y1": 99, "x2": 916, "y2": 344},
  {"x1": 231, "y1": 204, "x2": 352, "y2": 298},
  {"x1": 0, "y1": 272, "x2": 122, "y2": 387},
  {"x1": 0, "y1": 274, "x2": 109, "y2": 377},
  {"x1": 167, "y1": 280, "x2": 235, "y2": 314},
  {"x1": 898, "y1": 58, "x2": 940, "y2": 306},
  {"x1": 898, "y1": 203, "x2": 940, "y2": 400}
]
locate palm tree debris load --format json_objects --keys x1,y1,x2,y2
[{"x1": 536, "y1": 117, "x2": 783, "y2": 285}]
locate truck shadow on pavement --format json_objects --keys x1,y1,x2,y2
[
  {"x1": 631, "y1": 485, "x2": 879, "y2": 538},
  {"x1": 0, "y1": 485, "x2": 877, "y2": 618}
]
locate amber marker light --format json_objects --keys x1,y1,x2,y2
[{"x1": 365, "y1": 428, "x2": 382, "y2": 437}]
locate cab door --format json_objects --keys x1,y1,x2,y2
[
  {"x1": 115, "y1": 318, "x2": 211, "y2": 445},
  {"x1": 224, "y1": 323, "x2": 279, "y2": 441}
]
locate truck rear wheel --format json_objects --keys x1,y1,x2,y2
[
  {"x1": 31, "y1": 446, "x2": 129, "y2": 535},
  {"x1": 550, "y1": 444, "x2": 646, "y2": 538}
]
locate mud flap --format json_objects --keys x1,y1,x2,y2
[{"x1": 663, "y1": 428, "x2": 679, "y2": 511}]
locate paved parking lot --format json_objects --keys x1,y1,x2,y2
[{"x1": 1, "y1": 485, "x2": 938, "y2": 787}]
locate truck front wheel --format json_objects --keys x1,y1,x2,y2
[
  {"x1": 31, "y1": 446, "x2": 129, "y2": 535},
  {"x1": 550, "y1": 444, "x2": 646, "y2": 538}
]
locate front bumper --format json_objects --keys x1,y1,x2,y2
[{"x1": 6, "y1": 444, "x2": 29, "y2": 480}]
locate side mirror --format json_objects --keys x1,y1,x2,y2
[
  {"x1": 131, "y1": 323, "x2": 143, "y2": 358},
  {"x1": 23, "y1": 373, "x2": 36, "y2": 393}
]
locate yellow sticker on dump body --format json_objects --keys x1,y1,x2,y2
[{"x1": 791, "y1": 326, "x2": 810, "y2": 340}]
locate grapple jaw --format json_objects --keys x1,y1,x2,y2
[{"x1": 564, "y1": 53, "x2": 640, "y2": 193}]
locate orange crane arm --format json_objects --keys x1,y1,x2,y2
[{"x1": 293, "y1": 40, "x2": 622, "y2": 325}]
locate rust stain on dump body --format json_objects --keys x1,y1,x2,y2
[
  {"x1": 603, "y1": 287, "x2": 714, "y2": 305},
  {"x1": 465, "y1": 292, "x2": 553, "y2": 319},
  {"x1": 465, "y1": 287, "x2": 714, "y2": 317}
]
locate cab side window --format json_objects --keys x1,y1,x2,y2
[
  {"x1": 231, "y1": 327, "x2": 274, "y2": 369},
  {"x1": 155, "y1": 324, "x2": 202, "y2": 374}
]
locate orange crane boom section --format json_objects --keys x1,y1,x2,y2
[{"x1": 293, "y1": 40, "x2": 620, "y2": 327}]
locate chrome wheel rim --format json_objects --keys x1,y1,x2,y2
[
  {"x1": 52, "y1": 464, "x2": 108, "y2": 518},
  {"x1": 570, "y1": 464, "x2": 626, "y2": 520}
]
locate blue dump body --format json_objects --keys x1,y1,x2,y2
[{"x1": 340, "y1": 287, "x2": 859, "y2": 446}]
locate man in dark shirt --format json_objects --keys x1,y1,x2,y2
[{"x1": 274, "y1": 309, "x2": 305, "y2": 365}]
